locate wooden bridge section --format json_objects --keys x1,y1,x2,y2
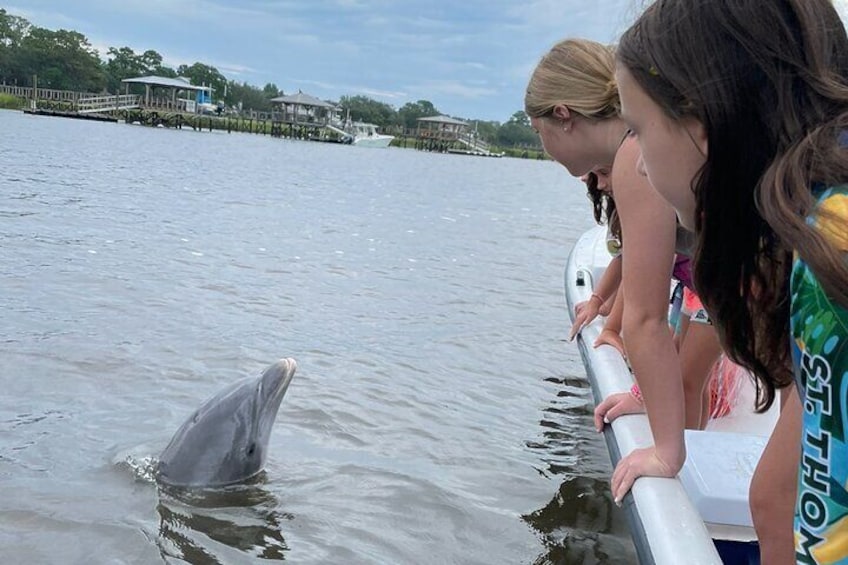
[{"x1": 77, "y1": 94, "x2": 140, "y2": 113}]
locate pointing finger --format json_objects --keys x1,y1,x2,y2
[
  {"x1": 593, "y1": 396, "x2": 616, "y2": 431},
  {"x1": 569, "y1": 316, "x2": 585, "y2": 341}
]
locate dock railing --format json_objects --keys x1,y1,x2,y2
[
  {"x1": 77, "y1": 94, "x2": 140, "y2": 113},
  {"x1": 0, "y1": 84, "x2": 100, "y2": 104}
]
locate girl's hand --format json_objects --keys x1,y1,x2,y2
[
  {"x1": 573, "y1": 300, "x2": 589, "y2": 317},
  {"x1": 593, "y1": 391, "x2": 644, "y2": 432},
  {"x1": 570, "y1": 296, "x2": 602, "y2": 340},
  {"x1": 594, "y1": 329, "x2": 626, "y2": 358},
  {"x1": 610, "y1": 447, "x2": 682, "y2": 506}
]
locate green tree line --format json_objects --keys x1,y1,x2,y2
[{"x1": 0, "y1": 9, "x2": 541, "y2": 149}]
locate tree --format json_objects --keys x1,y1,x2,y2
[
  {"x1": 507, "y1": 110, "x2": 530, "y2": 127},
  {"x1": 225, "y1": 80, "x2": 275, "y2": 112},
  {"x1": 103, "y1": 47, "x2": 175, "y2": 91},
  {"x1": 0, "y1": 9, "x2": 30, "y2": 83},
  {"x1": 396, "y1": 99, "x2": 439, "y2": 130},
  {"x1": 139, "y1": 50, "x2": 163, "y2": 72},
  {"x1": 338, "y1": 95, "x2": 395, "y2": 127},
  {"x1": 0, "y1": 9, "x2": 29, "y2": 47},
  {"x1": 471, "y1": 120, "x2": 499, "y2": 143},
  {"x1": 262, "y1": 83, "x2": 280, "y2": 98},
  {"x1": 104, "y1": 47, "x2": 147, "y2": 90},
  {"x1": 496, "y1": 111, "x2": 540, "y2": 148},
  {"x1": 17, "y1": 27, "x2": 106, "y2": 91}
]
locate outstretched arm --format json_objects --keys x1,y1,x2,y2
[{"x1": 599, "y1": 138, "x2": 684, "y2": 503}]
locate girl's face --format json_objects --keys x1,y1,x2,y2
[
  {"x1": 615, "y1": 66, "x2": 707, "y2": 230},
  {"x1": 530, "y1": 108, "x2": 597, "y2": 177},
  {"x1": 580, "y1": 167, "x2": 613, "y2": 192},
  {"x1": 594, "y1": 167, "x2": 612, "y2": 192}
]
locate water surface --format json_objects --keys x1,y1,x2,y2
[{"x1": 0, "y1": 110, "x2": 634, "y2": 563}]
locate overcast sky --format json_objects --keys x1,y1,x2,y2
[{"x1": 8, "y1": 1, "x2": 848, "y2": 122}]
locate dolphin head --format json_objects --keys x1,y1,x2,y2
[{"x1": 157, "y1": 358, "x2": 297, "y2": 488}]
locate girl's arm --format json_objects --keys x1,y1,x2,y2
[
  {"x1": 599, "y1": 137, "x2": 684, "y2": 502},
  {"x1": 594, "y1": 284, "x2": 625, "y2": 357}
]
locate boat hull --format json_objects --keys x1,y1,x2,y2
[{"x1": 352, "y1": 135, "x2": 394, "y2": 148}]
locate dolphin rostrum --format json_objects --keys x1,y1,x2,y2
[{"x1": 156, "y1": 358, "x2": 297, "y2": 488}]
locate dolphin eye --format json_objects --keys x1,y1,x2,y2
[{"x1": 247, "y1": 443, "x2": 256, "y2": 456}]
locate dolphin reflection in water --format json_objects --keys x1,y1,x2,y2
[{"x1": 156, "y1": 481, "x2": 293, "y2": 563}]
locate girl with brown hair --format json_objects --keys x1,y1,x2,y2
[{"x1": 616, "y1": 0, "x2": 848, "y2": 561}]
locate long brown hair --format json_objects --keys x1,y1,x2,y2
[
  {"x1": 618, "y1": 0, "x2": 848, "y2": 410},
  {"x1": 584, "y1": 172, "x2": 621, "y2": 242}
]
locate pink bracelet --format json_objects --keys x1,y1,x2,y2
[{"x1": 630, "y1": 383, "x2": 643, "y2": 404}]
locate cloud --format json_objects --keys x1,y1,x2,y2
[
  {"x1": 89, "y1": 0, "x2": 267, "y2": 24},
  {"x1": 503, "y1": 0, "x2": 642, "y2": 43},
  {"x1": 5, "y1": 5, "x2": 86, "y2": 30},
  {"x1": 212, "y1": 62, "x2": 259, "y2": 76},
  {"x1": 406, "y1": 80, "x2": 497, "y2": 99},
  {"x1": 293, "y1": 79, "x2": 407, "y2": 100}
]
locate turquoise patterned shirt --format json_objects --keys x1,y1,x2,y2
[{"x1": 793, "y1": 185, "x2": 848, "y2": 564}]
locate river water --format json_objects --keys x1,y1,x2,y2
[{"x1": 0, "y1": 110, "x2": 634, "y2": 564}]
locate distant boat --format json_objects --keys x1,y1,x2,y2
[{"x1": 346, "y1": 121, "x2": 394, "y2": 148}]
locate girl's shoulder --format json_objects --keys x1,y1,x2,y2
[
  {"x1": 610, "y1": 136, "x2": 651, "y2": 196},
  {"x1": 612, "y1": 135, "x2": 640, "y2": 170}
]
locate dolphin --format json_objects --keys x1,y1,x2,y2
[{"x1": 156, "y1": 358, "x2": 297, "y2": 488}]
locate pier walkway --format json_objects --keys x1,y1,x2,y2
[{"x1": 77, "y1": 94, "x2": 140, "y2": 114}]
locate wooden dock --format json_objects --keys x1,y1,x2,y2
[
  {"x1": 23, "y1": 108, "x2": 118, "y2": 123},
  {"x1": 3, "y1": 84, "x2": 528, "y2": 156}
]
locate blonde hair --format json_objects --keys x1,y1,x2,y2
[{"x1": 525, "y1": 39, "x2": 620, "y2": 120}]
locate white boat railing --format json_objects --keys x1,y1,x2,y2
[{"x1": 565, "y1": 226, "x2": 724, "y2": 565}]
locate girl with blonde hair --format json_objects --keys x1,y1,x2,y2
[{"x1": 527, "y1": 38, "x2": 723, "y2": 498}]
